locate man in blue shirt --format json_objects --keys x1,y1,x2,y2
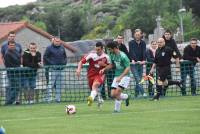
[
  {"x1": 43, "y1": 37, "x2": 67, "y2": 103},
  {"x1": 1, "y1": 31, "x2": 22, "y2": 105}
]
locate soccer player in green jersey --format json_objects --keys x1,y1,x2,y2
[{"x1": 100, "y1": 41, "x2": 130, "y2": 112}]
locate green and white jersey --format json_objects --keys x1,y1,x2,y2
[{"x1": 109, "y1": 51, "x2": 130, "y2": 77}]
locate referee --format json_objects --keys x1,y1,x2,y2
[{"x1": 150, "y1": 38, "x2": 182, "y2": 100}]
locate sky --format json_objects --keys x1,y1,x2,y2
[{"x1": 0, "y1": 0, "x2": 37, "y2": 8}]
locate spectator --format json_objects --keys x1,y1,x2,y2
[
  {"x1": 1, "y1": 31, "x2": 22, "y2": 104},
  {"x1": 116, "y1": 35, "x2": 131, "y2": 60},
  {"x1": 22, "y1": 42, "x2": 41, "y2": 104},
  {"x1": 181, "y1": 38, "x2": 200, "y2": 96},
  {"x1": 146, "y1": 41, "x2": 158, "y2": 96},
  {"x1": 43, "y1": 37, "x2": 67, "y2": 103},
  {"x1": 3, "y1": 41, "x2": 22, "y2": 105},
  {"x1": 129, "y1": 29, "x2": 146, "y2": 97},
  {"x1": 162, "y1": 30, "x2": 182, "y2": 95}
]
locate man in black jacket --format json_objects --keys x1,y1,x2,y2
[
  {"x1": 150, "y1": 38, "x2": 182, "y2": 101},
  {"x1": 22, "y1": 42, "x2": 41, "y2": 104},
  {"x1": 129, "y1": 29, "x2": 146, "y2": 97},
  {"x1": 43, "y1": 37, "x2": 67, "y2": 103},
  {"x1": 181, "y1": 38, "x2": 200, "y2": 96},
  {"x1": 162, "y1": 30, "x2": 182, "y2": 95},
  {"x1": 3, "y1": 41, "x2": 22, "y2": 105}
]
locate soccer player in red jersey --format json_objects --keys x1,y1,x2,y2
[{"x1": 76, "y1": 42, "x2": 110, "y2": 106}]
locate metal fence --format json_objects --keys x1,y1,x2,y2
[{"x1": 0, "y1": 60, "x2": 199, "y2": 105}]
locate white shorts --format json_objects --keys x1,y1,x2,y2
[{"x1": 111, "y1": 76, "x2": 130, "y2": 89}]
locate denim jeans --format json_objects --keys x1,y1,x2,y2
[
  {"x1": 130, "y1": 64, "x2": 144, "y2": 96},
  {"x1": 5, "y1": 70, "x2": 21, "y2": 105},
  {"x1": 47, "y1": 69, "x2": 65, "y2": 102},
  {"x1": 180, "y1": 63, "x2": 196, "y2": 95}
]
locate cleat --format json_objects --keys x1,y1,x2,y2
[
  {"x1": 87, "y1": 96, "x2": 93, "y2": 106},
  {"x1": 125, "y1": 94, "x2": 130, "y2": 106},
  {"x1": 97, "y1": 99, "x2": 104, "y2": 109},
  {"x1": 113, "y1": 110, "x2": 120, "y2": 113}
]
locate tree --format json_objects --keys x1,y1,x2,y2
[
  {"x1": 61, "y1": 9, "x2": 86, "y2": 41},
  {"x1": 44, "y1": 8, "x2": 62, "y2": 37}
]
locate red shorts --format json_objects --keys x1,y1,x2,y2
[{"x1": 88, "y1": 74, "x2": 105, "y2": 90}]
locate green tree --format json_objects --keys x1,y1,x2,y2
[{"x1": 61, "y1": 9, "x2": 86, "y2": 41}]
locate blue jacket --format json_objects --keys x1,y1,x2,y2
[
  {"x1": 128, "y1": 40, "x2": 146, "y2": 61},
  {"x1": 43, "y1": 44, "x2": 67, "y2": 65},
  {"x1": 1, "y1": 42, "x2": 22, "y2": 58}
]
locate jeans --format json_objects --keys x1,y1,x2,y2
[
  {"x1": 180, "y1": 63, "x2": 196, "y2": 95},
  {"x1": 5, "y1": 70, "x2": 21, "y2": 105},
  {"x1": 46, "y1": 69, "x2": 65, "y2": 102},
  {"x1": 130, "y1": 64, "x2": 144, "y2": 96}
]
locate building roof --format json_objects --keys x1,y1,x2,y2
[
  {"x1": 0, "y1": 21, "x2": 77, "y2": 53},
  {"x1": 0, "y1": 21, "x2": 51, "y2": 41}
]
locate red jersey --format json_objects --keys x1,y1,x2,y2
[{"x1": 81, "y1": 52, "x2": 110, "y2": 78}]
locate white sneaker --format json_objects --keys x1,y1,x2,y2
[
  {"x1": 143, "y1": 93, "x2": 147, "y2": 97},
  {"x1": 29, "y1": 100, "x2": 34, "y2": 104}
]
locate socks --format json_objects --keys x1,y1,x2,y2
[
  {"x1": 120, "y1": 93, "x2": 128, "y2": 100},
  {"x1": 114, "y1": 99, "x2": 122, "y2": 111},
  {"x1": 90, "y1": 90, "x2": 97, "y2": 100}
]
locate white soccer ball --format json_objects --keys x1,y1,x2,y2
[{"x1": 65, "y1": 105, "x2": 76, "y2": 115}]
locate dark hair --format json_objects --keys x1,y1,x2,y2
[
  {"x1": 164, "y1": 29, "x2": 172, "y2": 34},
  {"x1": 96, "y1": 42, "x2": 104, "y2": 48},
  {"x1": 106, "y1": 41, "x2": 118, "y2": 49},
  {"x1": 8, "y1": 31, "x2": 15, "y2": 36},
  {"x1": 190, "y1": 38, "x2": 198, "y2": 42},
  {"x1": 30, "y1": 42, "x2": 36, "y2": 46}
]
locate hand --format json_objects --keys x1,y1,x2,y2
[
  {"x1": 116, "y1": 77, "x2": 122, "y2": 83},
  {"x1": 197, "y1": 57, "x2": 200, "y2": 62},
  {"x1": 131, "y1": 60, "x2": 136, "y2": 64},
  {"x1": 38, "y1": 62, "x2": 43, "y2": 67},
  {"x1": 76, "y1": 69, "x2": 81, "y2": 78},
  {"x1": 149, "y1": 68, "x2": 154, "y2": 74},
  {"x1": 140, "y1": 61, "x2": 146, "y2": 65},
  {"x1": 175, "y1": 67, "x2": 180, "y2": 73},
  {"x1": 99, "y1": 68, "x2": 105, "y2": 74}
]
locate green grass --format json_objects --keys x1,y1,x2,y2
[{"x1": 0, "y1": 96, "x2": 200, "y2": 134}]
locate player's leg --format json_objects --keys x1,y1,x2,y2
[
  {"x1": 118, "y1": 76, "x2": 130, "y2": 106},
  {"x1": 152, "y1": 67, "x2": 165, "y2": 101},
  {"x1": 87, "y1": 78, "x2": 101, "y2": 106}
]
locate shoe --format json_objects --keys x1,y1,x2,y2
[
  {"x1": 149, "y1": 98, "x2": 159, "y2": 101},
  {"x1": 192, "y1": 93, "x2": 197, "y2": 96},
  {"x1": 29, "y1": 100, "x2": 34, "y2": 104},
  {"x1": 178, "y1": 80, "x2": 184, "y2": 89},
  {"x1": 15, "y1": 101, "x2": 20, "y2": 105},
  {"x1": 87, "y1": 96, "x2": 93, "y2": 106},
  {"x1": 125, "y1": 94, "x2": 130, "y2": 106},
  {"x1": 97, "y1": 98, "x2": 104, "y2": 109},
  {"x1": 143, "y1": 93, "x2": 147, "y2": 97},
  {"x1": 113, "y1": 110, "x2": 120, "y2": 113}
]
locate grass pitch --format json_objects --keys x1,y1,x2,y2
[{"x1": 0, "y1": 96, "x2": 200, "y2": 134}]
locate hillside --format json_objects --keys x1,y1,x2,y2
[{"x1": 0, "y1": 0, "x2": 199, "y2": 41}]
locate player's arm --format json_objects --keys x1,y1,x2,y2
[
  {"x1": 99, "y1": 63, "x2": 113, "y2": 74},
  {"x1": 118, "y1": 66, "x2": 130, "y2": 80},
  {"x1": 76, "y1": 54, "x2": 91, "y2": 77}
]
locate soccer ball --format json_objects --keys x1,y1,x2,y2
[{"x1": 65, "y1": 105, "x2": 76, "y2": 115}]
